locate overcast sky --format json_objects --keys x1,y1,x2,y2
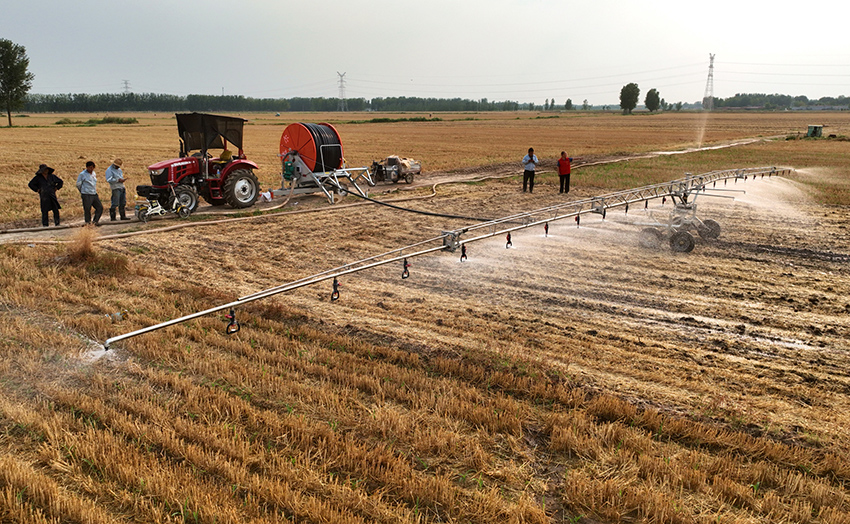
[{"x1": 5, "y1": 0, "x2": 849, "y2": 105}]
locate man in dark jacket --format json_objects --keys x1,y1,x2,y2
[{"x1": 28, "y1": 164, "x2": 64, "y2": 227}]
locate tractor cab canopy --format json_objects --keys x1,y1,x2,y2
[{"x1": 176, "y1": 112, "x2": 246, "y2": 157}]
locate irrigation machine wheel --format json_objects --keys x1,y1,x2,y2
[
  {"x1": 698, "y1": 219, "x2": 721, "y2": 240},
  {"x1": 670, "y1": 230, "x2": 695, "y2": 253},
  {"x1": 638, "y1": 227, "x2": 663, "y2": 249},
  {"x1": 139, "y1": 206, "x2": 149, "y2": 224},
  {"x1": 174, "y1": 185, "x2": 199, "y2": 212},
  {"x1": 222, "y1": 169, "x2": 259, "y2": 208},
  {"x1": 177, "y1": 205, "x2": 191, "y2": 219}
]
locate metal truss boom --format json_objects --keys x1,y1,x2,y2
[{"x1": 104, "y1": 166, "x2": 790, "y2": 349}]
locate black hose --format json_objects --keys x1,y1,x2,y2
[
  {"x1": 343, "y1": 188, "x2": 492, "y2": 222},
  {"x1": 303, "y1": 123, "x2": 343, "y2": 172}
]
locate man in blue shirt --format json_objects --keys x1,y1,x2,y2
[
  {"x1": 76, "y1": 161, "x2": 104, "y2": 226},
  {"x1": 521, "y1": 147, "x2": 538, "y2": 193},
  {"x1": 105, "y1": 158, "x2": 130, "y2": 221}
]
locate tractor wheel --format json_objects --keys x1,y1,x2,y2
[
  {"x1": 174, "y1": 185, "x2": 199, "y2": 212},
  {"x1": 222, "y1": 169, "x2": 259, "y2": 208},
  {"x1": 670, "y1": 230, "x2": 695, "y2": 253},
  {"x1": 698, "y1": 219, "x2": 721, "y2": 240},
  {"x1": 404, "y1": 173, "x2": 414, "y2": 184},
  {"x1": 639, "y1": 227, "x2": 663, "y2": 249}
]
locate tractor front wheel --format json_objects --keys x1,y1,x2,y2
[
  {"x1": 404, "y1": 173, "x2": 414, "y2": 184},
  {"x1": 174, "y1": 185, "x2": 199, "y2": 212},
  {"x1": 223, "y1": 169, "x2": 259, "y2": 208},
  {"x1": 670, "y1": 231, "x2": 695, "y2": 253}
]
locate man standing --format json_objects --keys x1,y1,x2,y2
[
  {"x1": 76, "y1": 161, "x2": 103, "y2": 226},
  {"x1": 522, "y1": 147, "x2": 538, "y2": 193},
  {"x1": 557, "y1": 151, "x2": 573, "y2": 194},
  {"x1": 105, "y1": 158, "x2": 130, "y2": 221},
  {"x1": 28, "y1": 164, "x2": 64, "y2": 227}
]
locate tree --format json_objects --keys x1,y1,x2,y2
[
  {"x1": 0, "y1": 39, "x2": 34, "y2": 127},
  {"x1": 544, "y1": 98, "x2": 550, "y2": 110},
  {"x1": 565, "y1": 98, "x2": 573, "y2": 110},
  {"x1": 620, "y1": 83, "x2": 639, "y2": 114},
  {"x1": 675, "y1": 101, "x2": 683, "y2": 111},
  {"x1": 582, "y1": 99, "x2": 589, "y2": 110},
  {"x1": 645, "y1": 88, "x2": 660, "y2": 112}
]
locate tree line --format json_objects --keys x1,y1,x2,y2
[
  {"x1": 708, "y1": 93, "x2": 850, "y2": 110},
  {"x1": 21, "y1": 92, "x2": 533, "y2": 113}
]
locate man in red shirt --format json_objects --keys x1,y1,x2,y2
[{"x1": 557, "y1": 151, "x2": 573, "y2": 194}]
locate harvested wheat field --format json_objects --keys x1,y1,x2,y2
[{"x1": 1, "y1": 112, "x2": 850, "y2": 523}]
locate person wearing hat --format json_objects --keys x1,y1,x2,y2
[
  {"x1": 76, "y1": 160, "x2": 104, "y2": 226},
  {"x1": 28, "y1": 164, "x2": 64, "y2": 227},
  {"x1": 105, "y1": 158, "x2": 130, "y2": 221}
]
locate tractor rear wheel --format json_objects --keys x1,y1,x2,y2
[
  {"x1": 698, "y1": 219, "x2": 721, "y2": 240},
  {"x1": 223, "y1": 169, "x2": 259, "y2": 208},
  {"x1": 404, "y1": 173, "x2": 414, "y2": 184},
  {"x1": 670, "y1": 231, "x2": 695, "y2": 253},
  {"x1": 174, "y1": 185, "x2": 199, "y2": 212}
]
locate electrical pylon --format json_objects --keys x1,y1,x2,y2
[
  {"x1": 702, "y1": 54, "x2": 715, "y2": 110},
  {"x1": 337, "y1": 72, "x2": 347, "y2": 112}
]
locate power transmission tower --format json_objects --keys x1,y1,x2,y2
[
  {"x1": 122, "y1": 79, "x2": 131, "y2": 94},
  {"x1": 702, "y1": 54, "x2": 715, "y2": 111},
  {"x1": 337, "y1": 72, "x2": 347, "y2": 112}
]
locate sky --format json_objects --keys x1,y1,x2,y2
[{"x1": 5, "y1": 0, "x2": 850, "y2": 106}]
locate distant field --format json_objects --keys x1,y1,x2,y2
[
  {"x1": 1, "y1": 112, "x2": 849, "y2": 523},
  {"x1": 2, "y1": 111, "x2": 850, "y2": 226}
]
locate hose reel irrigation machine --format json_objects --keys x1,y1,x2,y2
[{"x1": 278, "y1": 122, "x2": 374, "y2": 203}]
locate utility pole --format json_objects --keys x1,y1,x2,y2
[
  {"x1": 337, "y1": 71, "x2": 347, "y2": 112},
  {"x1": 122, "y1": 80, "x2": 131, "y2": 94},
  {"x1": 702, "y1": 54, "x2": 715, "y2": 111}
]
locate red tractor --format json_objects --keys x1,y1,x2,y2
[{"x1": 137, "y1": 113, "x2": 260, "y2": 212}]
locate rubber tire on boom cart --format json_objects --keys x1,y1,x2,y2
[
  {"x1": 223, "y1": 169, "x2": 260, "y2": 208},
  {"x1": 639, "y1": 227, "x2": 663, "y2": 249},
  {"x1": 669, "y1": 230, "x2": 696, "y2": 253},
  {"x1": 698, "y1": 219, "x2": 721, "y2": 240}
]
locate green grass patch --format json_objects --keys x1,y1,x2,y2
[
  {"x1": 86, "y1": 116, "x2": 139, "y2": 125},
  {"x1": 346, "y1": 117, "x2": 442, "y2": 124},
  {"x1": 55, "y1": 116, "x2": 139, "y2": 125},
  {"x1": 55, "y1": 118, "x2": 85, "y2": 125},
  {"x1": 575, "y1": 139, "x2": 850, "y2": 205}
]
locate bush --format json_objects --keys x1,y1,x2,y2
[
  {"x1": 67, "y1": 226, "x2": 97, "y2": 262},
  {"x1": 85, "y1": 116, "x2": 138, "y2": 125}
]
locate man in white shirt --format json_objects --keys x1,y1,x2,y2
[{"x1": 521, "y1": 147, "x2": 538, "y2": 193}]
